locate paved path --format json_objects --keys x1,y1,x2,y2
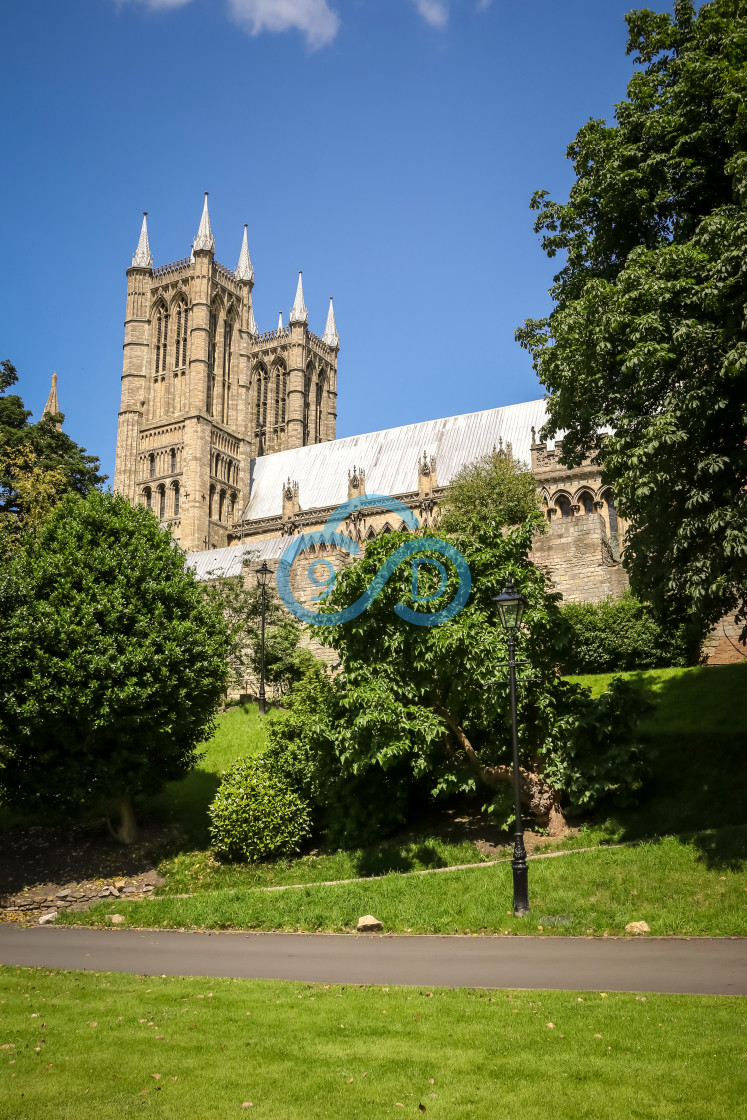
[{"x1": 1, "y1": 926, "x2": 744, "y2": 994}]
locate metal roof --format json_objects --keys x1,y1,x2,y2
[
  {"x1": 186, "y1": 536, "x2": 292, "y2": 581},
  {"x1": 242, "y1": 399, "x2": 550, "y2": 522}
]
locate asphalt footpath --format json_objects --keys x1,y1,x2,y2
[{"x1": 1, "y1": 926, "x2": 745, "y2": 994}]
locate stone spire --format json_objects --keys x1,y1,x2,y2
[
  {"x1": 289, "y1": 271, "x2": 308, "y2": 326},
  {"x1": 277, "y1": 311, "x2": 284, "y2": 331},
  {"x1": 248, "y1": 305, "x2": 259, "y2": 337},
  {"x1": 235, "y1": 224, "x2": 254, "y2": 283},
  {"x1": 193, "y1": 192, "x2": 215, "y2": 253},
  {"x1": 43, "y1": 372, "x2": 61, "y2": 429},
  {"x1": 322, "y1": 297, "x2": 339, "y2": 349},
  {"x1": 132, "y1": 212, "x2": 153, "y2": 269}
]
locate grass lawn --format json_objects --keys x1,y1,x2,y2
[
  {"x1": 58, "y1": 830, "x2": 747, "y2": 937},
  {"x1": 0, "y1": 966, "x2": 743, "y2": 1120}
]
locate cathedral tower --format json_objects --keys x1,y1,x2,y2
[{"x1": 113, "y1": 197, "x2": 339, "y2": 551}]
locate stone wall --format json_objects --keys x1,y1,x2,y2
[
  {"x1": 702, "y1": 614, "x2": 747, "y2": 666},
  {"x1": 529, "y1": 514, "x2": 629, "y2": 604}
]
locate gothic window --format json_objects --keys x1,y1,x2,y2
[
  {"x1": 230, "y1": 492, "x2": 236, "y2": 518},
  {"x1": 154, "y1": 305, "x2": 168, "y2": 374},
  {"x1": 222, "y1": 319, "x2": 233, "y2": 424},
  {"x1": 158, "y1": 485, "x2": 166, "y2": 520},
  {"x1": 209, "y1": 484, "x2": 215, "y2": 520},
  {"x1": 381, "y1": 523, "x2": 392, "y2": 534},
  {"x1": 219, "y1": 489, "x2": 226, "y2": 523},
  {"x1": 149, "y1": 454, "x2": 156, "y2": 479},
  {"x1": 274, "y1": 368, "x2": 281, "y2": 425},
  {"x1": 303, "y1": 366, "x2": 312, "y2": 445},
  {"x1": 144, "y1": 487, "x2": 152, "y2": 509},
  {"x1": 170, "y1": 448, "x2": 176, "y2": 474},
  {"x1": 555, "y1": 494, "x2": 572, "y2": 518},
  {"x1": 604, "y1": 490, "x2": 619, "y2": 533},
  {"x1": 172, "y1": 481, "x2": 180, "y2": 517},
  {"x1": 281, "y1": 371, "x2": 287, "y2": 423},
  {"x1": 366, "y1": 527, "x2": 376, "y2": 541},
  {"x1": 262, "y1": 371, "x2": 269, "y2": 430},
  {"x1": 173, "y1": 302, "x2": 188, "y2": 370},
  {"x1": 578, "y1": 490, "x2": 594, "y2": 515},
  {"x1": 315, "y1": 377, "x2": 325, "y2": 442},
  {"x1": 207, "y1": 306, "x2": 218, "y2": 415}
]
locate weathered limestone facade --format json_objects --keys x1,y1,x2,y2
[{"x1": 113, "y1": 199, "x2": 339, "y2": 552}]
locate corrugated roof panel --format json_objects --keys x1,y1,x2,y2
[
  {"x1": 243, "y1": 399, "x2": 549, "y2": 521},
  {"x1": 186, "y1": 536, "x2": 292, "y2": 581}
]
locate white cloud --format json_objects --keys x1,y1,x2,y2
[
  {"x1": 227, "y1": 0, "x2": 340, "y2": 49},
  {"x1": 410, "y1": 0, "x2": 449, "y2": 28}
]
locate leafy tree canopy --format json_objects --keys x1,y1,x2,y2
[
  {"x1": 516, "y1": 0, "x2": 747, "y2": 636},
  {"x1": 305, "y1": 517, "x2": 647, "y2": 838},
  {"x1": 0, "y1": 360, "x2": 105, "y2": 539},
  {"x1": 437, "y1": 446, "x2": 542, "y2": 536},
  {"x1": 0, "y1": 490, "x2": 230, "y2": 841}
]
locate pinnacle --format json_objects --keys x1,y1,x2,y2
[
  {"x1": 289, "y1": 271, "x2": 308, "y2": 326},
  {"x1": 322, "y1": 297, "x2": 339, "y2": 348},
  {"x1": 132, "y1": 212, "x2": 153, "y2": 269},
  {"x1": 193, "y1": 192, "x2": 215, "y2": 253},
  {"x1": 235, "y1": 224, "x2": 254, "y2": 283}
]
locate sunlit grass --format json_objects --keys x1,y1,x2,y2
[{"x1": 0, "y1": 966, "x2": 742, "y2": 1120}]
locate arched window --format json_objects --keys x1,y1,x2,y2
[
  {"x1": 229, "y1": 492, "x2": 236, "y2": 518},
  {"x1": 381, "y1": 523, "x2": 392, "y2": 534},
  {"x1": 555, "y1": 494, "x2": 572, "y2": 519},
  {"x1": 262, "y1": 372, "x2": 269, "y2": 430},
  {"x1": 578, "y1": 490, "x2": 594, "y2": 515},
  {"x1": 207, "y1": 305, "x2": 218, "y2": 415},
  {"x1": 158, "y1": 485, "x2": 166, "y2": 520},
  {"x1": 315, "y1": 377, "x2": 325, "y2": 442},
  {"x1": 254, "y1": 366, "x2": 265, "y2": 428},
  {"x1": 144, "y1": 488, "x2": 152, "y2": 509},
  {"x1": 174, "y1": 301, "x2": 188, "y2": 370},
  {"x1": 172, "y1": 481, "x2": 180, "y2": 517},
  {"x1": 222, "y1": 318, "x2": 233, "y2": 424},
  {"x1": 604, "y1": 490, "x2": 619, "y2": 533},
  {"x1": 281, "y1": 371, "x2": 287, "y2": 423},
  {"x1": 366, "y1": 527, "x2": 376, "y2": 541},
  {"x1": 170, "y1": 448, "x2": 176, "y2": 474},
  {"x1": 149, "y1": 454, "x2": 156, "y2": 479},
  {"x1": 303, "y1": 366, "x2": 312, "y2": 444},
  {"x1": 208, "y1": 484, "x2": 215, "y2": 520},
  {"x1": 274, "y1": 367, "x2": 281, "y2": 425},
  {"x1": 219, "y1": 489, "x2": 226, "y2": 523},
  {"x1": 154, "y1": 305, "x2": 168, "y2": 374}
]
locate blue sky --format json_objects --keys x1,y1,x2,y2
[{"x1": 2, "y1": 0, "x2": 669, "y2": 480}]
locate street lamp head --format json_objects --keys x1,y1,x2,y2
[
  {"x1": 255, "y1": 561, "x2": 272, "y2": 588},
  {"x1": 493, "y1": 577, "x2": 525, "y2": 633}
]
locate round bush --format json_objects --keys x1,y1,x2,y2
[{"x1": 208, "y1": 758, "x2": 312, "y2": 862}]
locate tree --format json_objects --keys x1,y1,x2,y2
[
  {"x1": 0, "y1": 490, "x2": 230, "y2": 842},
  {"x1": 437, "y1": 444, "x2": 542, "y2": 535},
  {"x1": 516, "y1": 0, "x2": 747, "y2": 637},
  {"x1": 309, "y1": 513, "x2": 645, "y2": 837},
  {"x1": 206, "y1": 569, "x2": 316, "y2": 698},
  {"x1": 0, "y1": 361, "x2": 105, "y2": 539}
]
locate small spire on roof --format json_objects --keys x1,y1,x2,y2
[
  {"x1": 193, "y1": 192, "x2": 215, "y2": 253},
  {"x1": 235, "y1": 224, "x2": 254, "y2": 283},
  {"x1": 322, "y1": 297, "x2": 339, "y2": 349},
  {"x1": 43, "y1": 372, "x2": 61, "y2": 430},
  {"x1": 289, "y1": 271, "x2": 308, "y2": 326},
  {"x1": 248, "y1": 305, "x2": 259, "y2": 337},
  {"x1": 132, "y1": 212, "x2": 153, "y2": 269}
]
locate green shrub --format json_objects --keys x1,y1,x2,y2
[
  {"x1": 208, "y1": 759, "x2": 312, "y2": 862},
  {"x1": 560, "y1": 592, "x2": 699, "y2": 674}
]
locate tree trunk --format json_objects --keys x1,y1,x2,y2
[
  {"x1": 436, "y1": 705, "x2": 567, "y2": 834},
  {"x1": 114, "y1": 794, "x2": 138, "y2": 845}
]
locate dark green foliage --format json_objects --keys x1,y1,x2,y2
[
  {"x1": 0, "y1": 490, "x2": 230, "y2": 819},
  {"x1": 516, "y1": 0, "x2": 747, "y2": 637},
  {"x1": 268, "y1": 514, "x2": 650, "y2": 837},
  {"x1": 208, "y1": 758, "x2": 312, "y2": 861},
  {"x1": 561, "y1": 593, "x2": 700, "y2": 673},
  {"x1": 0, "y1": 360, "x2": 105, "y2": 535}
]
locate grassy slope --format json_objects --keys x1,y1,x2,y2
[
  {"x1": 59, "y1": 831, "x2": 747, "y2": 936},
  {"x1": 0, "y1": 966, "x2": 743, "y2": 1120}
]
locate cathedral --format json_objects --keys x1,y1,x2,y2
[
  {"x1": 100, "y1": 195, "x2": 742, "y2": 665},
  {"x1": 112, "y1": 196, "x2": 633, "y2": 614}
]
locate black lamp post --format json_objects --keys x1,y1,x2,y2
[
  {"x1": 255, "y1": 561, "x2": 271, "y2": 716},
  {"x1": 493, "y1": 577, "x2": 530, "y2": 917}
]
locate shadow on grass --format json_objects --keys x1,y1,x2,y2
[{"x1": 354, "y1": 841, "x2": 449, "y2": 878}]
